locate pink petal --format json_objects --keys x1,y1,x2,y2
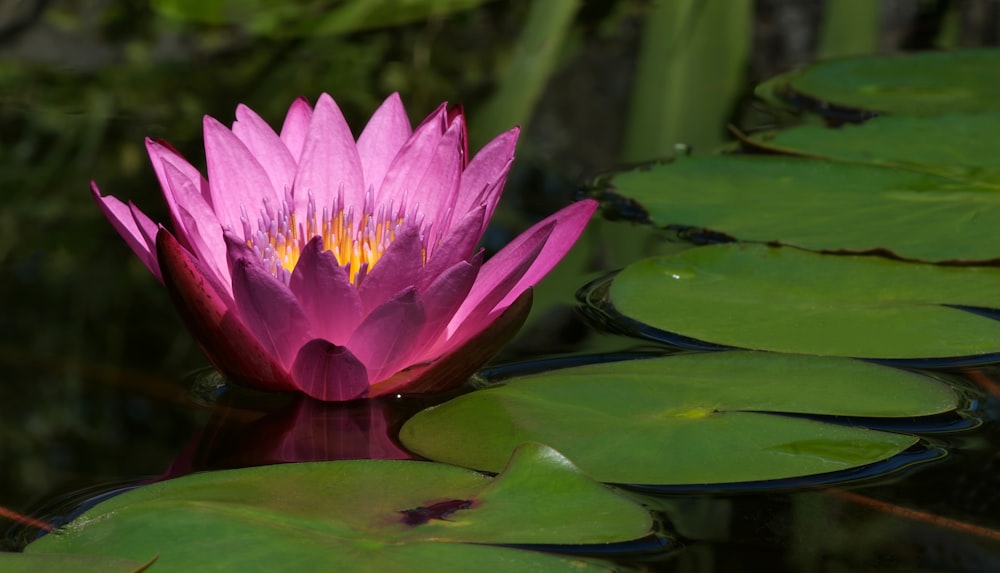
[
  {"x1": 91, "y1": 183, "x2": 161, "y2": 280},
  {"x1": 203, "y1": 116, "x2": 281, "y2": 230},
  {"x1": 229, "y1": 245, "x2": 314, "y2": 369},
  {"x1": 368, "y1": 288, "x2": 532, "y2": 397},
  {"x1": 356, "y1": 225, "x2": 423, "y2": 314},
  {"x1": 413, "y1": 257, "x2": 480, "y2": 355},
  {"x1": 347, "y1": 287, "x2": 426, "y2": 383},
  {"x1": 455, "y1": 127, "x2": 519, "y2": 227},
  {"x1": 280, "y1": 96, "x2": 313, "y2": 161},
  {"x1": 156, "y1": 229, "x2": 296, "y2": 392},
  {"x1": 289, "y1": 236, "x2": 363, "y2": 344},
  {"x1": 292, "y1": 93, "x2": 364, "y2": 214},
  {"x1": 491, "y1": 199, "x2": 598, "y2": 310},
  {"x1": 374, "y1": 103, "x2": 447, "y2": 205},
  {"x1": 446, "y1": 221, "x2": 553, "y2": 333},
  {"x1": 145, "y1": 138, "x2": 210, "y2": 232},
  {"x1": 159, "y1": 159, "x2": 229, "y2": 286},
  {"x1": 418, "y1": 204, "x2": 486, "y2": 291},
  {"x1": 290, "y1": 340, "x2": 369, "y2": 402},
  {"x1": 356, "y1": 93, "x2": 412, "y2": 195},
  {"x1": 233, "y1": 104, "x2": 297, "y2": 196},
  {"x1": 411, "y1": 117, "x2": 464, "y2": 243}
]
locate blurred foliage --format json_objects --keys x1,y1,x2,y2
[{"x1": 0, "y1": 0, "x2": 995, "y2": 532}]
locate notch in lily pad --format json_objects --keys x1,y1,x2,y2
[
  {"x1": 400, "y1": 351, "x2": 960, "y2": 488},
  {"x1": 26, "y1": 443, "x2": 656, "y2": 572}
]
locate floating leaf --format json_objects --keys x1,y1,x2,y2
[
  {"x1": 600, "y1": 154, "x2": 1000, "y2": 263},
  {"x1": 27, "y1": 444, "x2": 652, "y2": 572},
  {"x1": 0, "y1": 552, "x2": 154, "y2": 573},
  {"x1": 744, "y1": 112, "x2": 1000, "y2": 187},
  {"x1": 608, "y1": 243, "x2": 1000, "y2": 360},
  {"x1": 777, "y1": 49, "x2": 1000, "y2": 116},
  {"x1": 400, "y1": 352, "x2": 956, "y2": 485}
]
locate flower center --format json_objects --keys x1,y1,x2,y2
[{"x1": 242, "y1": 192, "x2": 415, "y2": 285}]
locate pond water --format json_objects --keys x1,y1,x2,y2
[{"x1": 3, "y1": 1, "x2": 1000, "y2": 571}]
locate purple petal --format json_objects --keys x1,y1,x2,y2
[
  {"x1": 411, "y1": 117, "x2": 464, "y2": 243},
  {"x1": 455, "y1": 127, "x2": 519, "y2": 227},
  {"x1": 280, "y1": 96, "x2": 313, "y2": 161},
  {"x1": 356, "y1": 93, "x2": 412, "y2": 195},
  {"x1": 289, "y1": 236, "x2": 363, "y2": 344},
  {"x1": 347, "y1": 287, "x2": 426, "y2": 383},
  {"x1": 203, "y1": 116, "x2": 280, "y2": 230},
  {"x1": 373, "y1": 103, "x2": 447, "y2": 205},
  {"x1": 490, "y1": 199, "x2": 598, "y2": 310},
  {"x1": 91, "y1": 183, "x2": 161, "y2": 280},
  {"x1": 145, "y1": 138, "x2": 211, "y2": 231},
  {"x1": 290, "y1": 340, "x2": 369, "y2": 402},
  {"x1": 159, "y1": 159, "x2": 229, "y2": 285},
  {"x1": 229, "y1": 245, "x2": 314, "y2": 369},
  {"x1": 446, "y1": 222, "x2": 552, "y2": 333},
  {"x1": 368, "y1": 288, "x2": 532, "y2": 397},
  {"x1": 156, "y1": 229, "x2": 296, "y2": 392},
  {"x1": 233, "y1": 104, "x2": 297, "y2": 196},
  {"x1": 356, "y1": 225, "x2": 423, "y2": 314},
  {"x1": 413, "y1": 257, "x2": 480, "y2": 355},
  {"x1": 292, "y1": 93, "x2": 364, "y2": 214},
  {"x1": 418, "y1": 204, "x2": 486, "y2": 291}
]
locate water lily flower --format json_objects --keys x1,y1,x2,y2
[{"x1": 93, "y1": 93, "x2": 596, "y2": 401}]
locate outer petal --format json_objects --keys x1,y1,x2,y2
[
  {"x1": 356, "y1": 225, "x2": 423, "y2": 314},
  {"x1": 369, "y1": 288, "x2": 532, "y2": 397},
  {"x1": 289, "y1": 236, "x2": 363, "y2": 344},
  {"x1": 373, "y1": 103, "x2": 447, "y2": 205},
  {"x1": 203, "y1": 116, "x2": 280, "y2": 230},
  {"x1": 418, "y1": 203, "x2": 486, "y2": 291},
  {"x1": 413, "y1": 257, "x2": 480, "y2": 353},
  {"x1": 145, "y1": 138, "x2": 210, "y2": 239},
  {"x1": 156, "y1": 229, "x2": 295, "y2": 392},
  {"x1": 160, "y1": 159, "x2": 230, "y2": 286},
  {"x1": 347, "y1": 287, "x2": 425, "y2": 383},
  {"x1": 356, "y1": 92, "x2": 412, "y2": 195},
  {"x1": 490, "y1": 199, "x2": 598, "y2": 310},
  {"x1": 446, "y1": 221, "x2": 552, "y2": 334},
  {"x1": 455, "y1": 127, "x2": 519, "y2": 226},
  {"x1": 411, "y1": 117, "x2": 464, "y2": 243},
  {"x1": 233, "y1": 104, "x2": 297, "y2": 196},
  {"x1": 292, "y1": 93, "x2": 364, "y2": 213},
  {"x1": 229, "y1": 245, "x2": 314, "y2": 369},
  {"x1": 91, "y1": 183, "x2": 161, "y2": 280},
  {"x1": 290, "y1": 340, "x2": 369, "y2": 402},
  {"x1": 280, "y1": 96, "x2": 313, "y2": 161}
]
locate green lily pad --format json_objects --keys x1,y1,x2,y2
[
  {"x1": 27, "y1": 444, "x2": 652, "y2": 572},
  {"x1": 609, "y1": 243, "x2": 1000, "y2": 360},
  {"x1": 0, "y1": 552, "x2": 155, "y2": 573},
  {"x1": 400, "y1": 351, "x2": 956, "y2": 485},
  {"x1": 779, "y1": 49, "x2": 1000, "y2": 116},
  {"x1": 745, "y1": 113, "x2": 1000, "y2": 187},
  {"x1": 601, "y1": 154, "x2": 1000, "y2": 263}
]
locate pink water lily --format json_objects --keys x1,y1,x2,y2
[{"x1": 93, "y1": 93, "x2": 596, "y2": 401}]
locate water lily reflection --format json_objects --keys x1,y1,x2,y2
[{"x1": 93, "y1": 93, "x2": 596, "y2": 400}]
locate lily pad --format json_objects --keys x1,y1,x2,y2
[
  {"x1": 744, "y1": 112, "x2": 1000, "y2": 187},
  {"x1": 400, "y1": 351, "x2": 957, "y2": 485},
  {"x1": 600, "y1": 154, "x2": 1000, "y2": 263},
  {"x1": 608, "y1": 243, "x2": 1000, "y2": 360},
  {"x1": 778, "y1": 49, "x2": 1000, "y2": 116},
  {"x1": 27, "y1": 444, "x2": 652, "y2": 572},
  {"x1": 0, "y1": 553, "x2": 154, "y2": 573}
]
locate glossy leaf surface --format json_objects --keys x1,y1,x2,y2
[{"x1": 400, "y1": 352, "x2": 956, "y2": 485}]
